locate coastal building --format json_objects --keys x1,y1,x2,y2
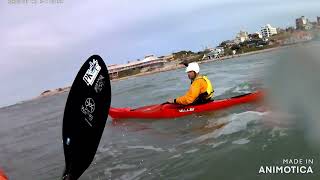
[
  {"x1": 202, "y1": 47, "x2": 224, "y2": 60},
  {"x1": 296, "y1": 16, "x2": 313, "y2": 30},
  {"x1": 261, "y1": 24, "x2": 277, "y2": 38},
  {"x1": 108, "y1": 55, "x2": 166, "y2": 79},
  {"x1": 296, "y1": 16, "x2": 308, "y2": 30},
  {"x1": 316, "y1": 17, "x2": 320, "y2": 30},
  {"x1": 248, "y1": 32, "x2": 262, "y2": 40},
  {"x1": 160, "y1": 54, "x2": 174, "y2": 61},
  {"x1": 234, "y1": 31, "x2": 249, "y2": 44},
  {"x1": 220, "y1": 40, "x2": 237, "y2": 48}
]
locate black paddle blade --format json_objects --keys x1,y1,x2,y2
[{"x1": 62, "y1": 55, "x2": 111, "y2": 180}]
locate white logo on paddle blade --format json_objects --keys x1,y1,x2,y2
[
  {"x1": 83, "y1": 59, "x2": 101, "y2": 86},
  {"x1": 94, "y1": 75, "x2": 105, "y2": 93},
  {"x1": 85, "y1": 98, "x2": 95, "y2": 113},
  {"x1": 81, "y1": 98, "x2": 96, "y2": 127}
]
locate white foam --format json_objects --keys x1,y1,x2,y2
[
  {"x1": 208, "y1": 141, "x2": 227, "y2": 149},
  {"x1": 185, "y1": 148, "x2": 199, "y2": 154},
  {"x1": 106, "y1": 164, "x2": 136, "y2": 171},
  {"x1": 167, "y1": 148, "x2": 176, "y2": 153},
  {"x1": 97, "y1": 145, "x2": 110, "y2": 153},
  {"x1": 103, "y1": 164, "x2": 138, "y2": 178},
  {"x1": 215, "y1": 111, "x2": 266, "y2": 138},
  {"x1": 205, "y1": 116, "x2": 229, "y2": 128},
  {"x1": 181, "y1": 131, "x2": 219, "y2": 144},
  {"x1": 269, "y1": 126, "x2": 288, "y2": 138},
  {"x1": 127, "y1": 145, "x2": 165, "y2": 152},
  {"x1": 182, "y1": 111, "x2": 266, "y2": 145},
  {"x1": 232, "y1": 85, "x2": 251, "y2": 94},
  {"x1": 232, "y1": 138, "x2": 250, "y2": 145},
  {"x1": 117, "y1": 168, "x2": 147, "y2": 180},
  {"x1": 97, "y1": 145, "x2": 121, "y2": 158},
  {"x1": 169, "y1": 154, "x2": 182, "y2": 159}
]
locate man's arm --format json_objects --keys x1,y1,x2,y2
[{"x1": 175, "y1": 80, "x2": 202, "y2": 105}]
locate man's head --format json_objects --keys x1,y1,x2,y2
[{"x1": 185, "y1": 62, "x2": 200, "y2": 80}]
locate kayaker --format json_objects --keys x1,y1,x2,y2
[{"x1": 167, "y1": 62, "x2": 214, "y2": 105}]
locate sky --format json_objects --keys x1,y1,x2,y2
[{"x1": 0, "y1": 0, "x2": 320, "y2": 107}]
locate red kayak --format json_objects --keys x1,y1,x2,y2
[
  {"x1": 109, "y1": 91, "x2": 264, "y2": 120},
  {"x1": 0, "y1": 169, "x2": 7, "y2": 180}
]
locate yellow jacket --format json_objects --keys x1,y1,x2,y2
[{"x1": 175, "y1": 75, "x2": 214, "y2": 105}]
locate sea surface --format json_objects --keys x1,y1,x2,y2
[{"x1": 1, "y1": 42, "x2": 320, "y2": 180}]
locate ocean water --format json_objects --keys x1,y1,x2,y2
[{"x1": 0, "y1": 42, "x2": 319, "y2": 180}]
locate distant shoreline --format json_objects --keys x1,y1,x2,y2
[
  {"x1": 35, "y1": 43, "x2": 300, "y2": 99},
  {"x1": 111, "y1": 44, "x2": 297, "y2": 82}
]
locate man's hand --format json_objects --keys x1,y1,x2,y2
[{"x1": 167, "y1": 98, "x2": 175, "y2": 104}]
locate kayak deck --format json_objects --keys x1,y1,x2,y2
[{"x1": 109, "y1": 91, "x2": 264, "y2": 120}]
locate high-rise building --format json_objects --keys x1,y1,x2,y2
[
  {"x1": 261, "y1": 24, "x2": 277, "y2": 38},
  {"x1": 296, "y1": 16, "x2": 313, "y2": 30},
  {"x1": 296, "y1": 16, "x2": 307, "y2": 30},
  {"x1": 317, "y1": 16, "x2": 320, "y2": 25}
]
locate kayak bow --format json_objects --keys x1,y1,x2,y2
[
  {"x1": 0, "y1": 169, "x2": 7, "y2": 180},
  {"x1": 109, "y1": 91, "x2": 264, "y2": 120}
]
